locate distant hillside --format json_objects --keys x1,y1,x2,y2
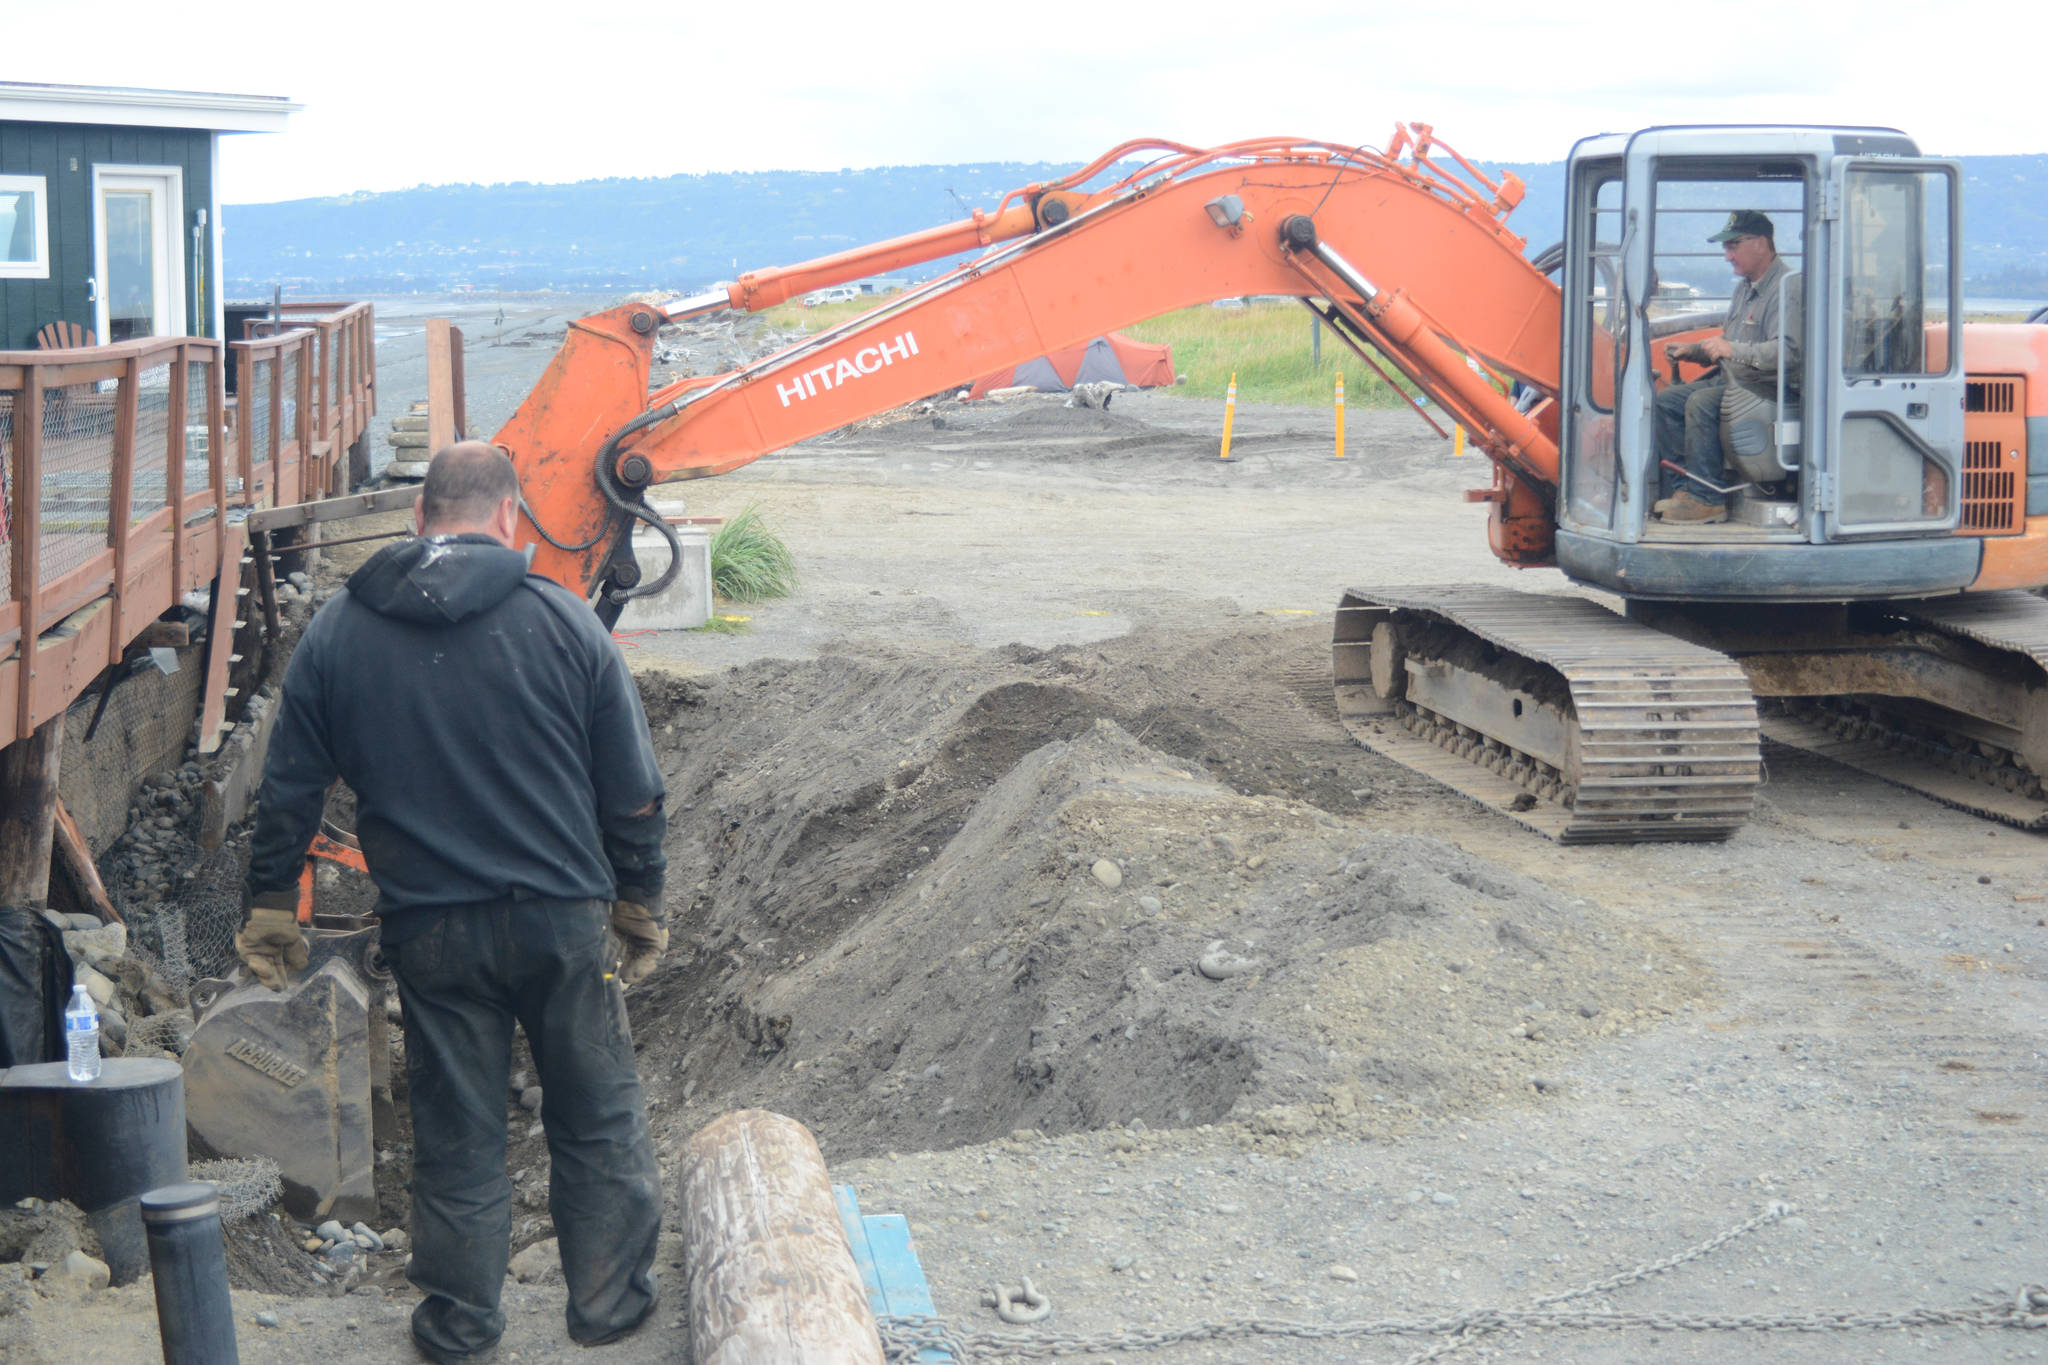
[{"x1": 221, "y1": 154, "x2": 2048, "y2": 297}]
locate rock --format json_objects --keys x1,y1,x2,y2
[
  {"x1": 509, "y1": 1070, "x2": 529, "y2": 1095},
  {"x1": 65, "y1": 913, "x2": 103, "y2": 933},
  {"x1": 0, "y1": 1199, "x2": 101, "y2": 1266},
  {"x1": 1431, "y1": 1191, "x2": 1460, "y2": 1207},
  {"x1": 1198, "y1": 941, "x2": 1260, "y2": 981},
  {"x1": 75, "y1": 965, "x2": 116, "y2": 1008},
  {"x1": 255, "y1": 1310, "x2": 280, "y2": 1328},
  {"x1": 509, "y1": 1239, "x2": 560, "y2": 1284},
  {"x1": 51, "y1": 1251, "x2": 110, "y2": 1292},
  {"x1": 381, "y1": 1228, "x2": 407, "y2": 1253},
  {"x1": 323, "y1": 1242, "x2": 356, "y2": 1269},
  {"x1": 1091, "y1": 859, "x2": 1123, "y2": 890},
  {"x1": 519, "y1": 1086, "x2": 543, "y2": 1113},
  {"x1": 351, "y1": 1223, "x2": 383, "y2": 1252},
  {"x1": 1137, "y1": 895, "x2": 1162, "y2": 915},
  {"x1": 316, "y1": 1220, "x2": 348, "y2": 1243},
  {"x1": 1328, "y1": 1264, "x2": 1359, "y2": 1283},
  {"x1": 302, "y1": 1237, "x2": 323, "y2": 1253}
]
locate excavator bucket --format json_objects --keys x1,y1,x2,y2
[{"x1": 183, "y1": 924, "x2": 390, "y2": 1223}]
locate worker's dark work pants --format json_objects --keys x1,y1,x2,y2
[
  {"x1": 1654, "y1": 377, "x2": 1730, "y2": 506},
  {"x1": 384, "y1": 898, "x2": 660, "y2": 1360}
]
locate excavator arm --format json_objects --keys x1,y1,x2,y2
[{"x1": 494, "y1": 128, "x2": 1565, "y2": 616}]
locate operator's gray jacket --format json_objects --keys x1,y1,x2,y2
[
  {"x1": 246, "y1": 534, "x2": 667, "y2": 935},
  {"x1": 1722, "y1": 255, "x2": 1801, "y2": 399}
]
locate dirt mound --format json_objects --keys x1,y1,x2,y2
[{"x1": 626, "y1": 623, "x2": 1704, "y2": 1161}]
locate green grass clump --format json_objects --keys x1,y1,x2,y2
[
  {"x1": 1125, "y1": 302, "x2": 1418, "y2": 407},
  {"x1": 709, "y1": 504, "x2": 797, "y2": 602}
]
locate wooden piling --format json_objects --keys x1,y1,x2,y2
[
  {"x1": 679, "y1": 1109, "x2": 885, "y2": 1365},
  {"x1": 0, "y1": 716, "x2": 65, "y2": 906}
]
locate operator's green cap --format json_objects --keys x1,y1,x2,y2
[{"x1": 1709, "y1": 210, "x2": 1774, "y2": 244}]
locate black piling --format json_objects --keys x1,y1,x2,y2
[{"x1": 142, "y1": 1182, "x2": 240, "y2": 1365}]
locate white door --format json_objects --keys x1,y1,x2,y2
[{"x1": 93, "y1": 166, "x2": 185, "y2": 342}]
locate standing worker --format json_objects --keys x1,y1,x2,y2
[{"x1": 237, "y1": 442, "x2": 670, "y2": 1362}]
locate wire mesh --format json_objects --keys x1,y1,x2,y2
[
  {"x1": 38, "y1": 381, "x2": 116, "y2": 582},
  {"x1": 132, "y1": 363, "x2": 172, "y2": 522},
  {"x1": 280, "y1": 349, "x2": 300, "y2": 446},
  {"x1": 248, "y1": 356, "x2": 273, "y2": 468},
  {"x1": 185, "y1": 356, "x2": 215, "y2": 508},
  {"x1": 120, "y1": 835, "x2": 251, "y2": 988},
  {"x1": 189, "y1": 1157, "x2": 284, "y2": 1221},
  {"x1": 1, "y1": 392, "x2": 13, "y2": 604}
]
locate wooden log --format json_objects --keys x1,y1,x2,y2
[
  {"x1": 0, "y1": 716, "x2": 64, "y2": 905},
  {"x1": 679, "y1": 1109, "x2": 885, "y2": 1365}
]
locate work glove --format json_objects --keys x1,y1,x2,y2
[
  {"x1": 236, "y1": 889, "x2": 308, "y2": 991},
  {"x1": 610, "y1": 900, "x2": 668, "y2": 986}
]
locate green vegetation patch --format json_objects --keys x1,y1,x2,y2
[{"x1": 709, "y1": 504, "x2": 798, "y2": 603}]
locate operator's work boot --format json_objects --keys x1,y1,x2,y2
[{"x1": 1655, "y1": 490, "x2": 1727, "y2": 524}]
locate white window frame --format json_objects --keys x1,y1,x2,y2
[
  {"x1": 91, "y1": 163, "x2": 186, "y2": 340},
  {"x1": 0, "y1": 172, "x2": 50, "y2": 280}
]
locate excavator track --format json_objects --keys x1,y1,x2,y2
[
  {"x1": 1756, "y1": 591, "x2": 2048, "y2": 831},
  {"x1": 1334, "y1": 586, "x2": 1759, "y2": 843}
]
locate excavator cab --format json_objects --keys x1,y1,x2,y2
[{"x1": 1554, "y1": 126, "x2": 1968, "y2": 602}]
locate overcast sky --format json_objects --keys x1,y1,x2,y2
[{"x1": 12, "y1": 0, "x2": 2041, "y2": 205}]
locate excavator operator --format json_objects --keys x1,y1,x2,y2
[{"x1": 1651, "y1": 210, "x2": 1803, "y2": 524}]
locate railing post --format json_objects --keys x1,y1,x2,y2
[
  {"x1": 234, "y1": 344, "x2": 253, "y2": 510},
  {"x1": 15, "y1": 367, "x2": 43, "y2": 737},
  {"x1": 167, "y1": 346, "x2": 188, "y2": 600},
  {"x1": 106, "y1": 353, "x2": 141, "y2": 666},
  {"x1": 268, "y1": 344, "x2": 284, "y2": 508}
]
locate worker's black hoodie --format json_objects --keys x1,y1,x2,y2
[{"x1": 245, "y1": 534, "x2": 666, "y2": 934}]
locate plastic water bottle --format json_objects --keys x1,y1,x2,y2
[{"x1": 65, "y1": 984, "x2": 100, "y2": 1082}]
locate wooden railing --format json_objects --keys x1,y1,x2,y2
[
  {"x1": 231, "y1": 301, "x2": 377, "y2": 510},
  {"x1": 0, "y1": 302, "x2": 377, "y2": 750},
  {"x1": 0, "y1": 336, "x2": 230, "y2": 746}
]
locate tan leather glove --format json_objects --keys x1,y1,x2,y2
[
  {"x1": 610, "y1": 900, "x2": 667, "y2": 986},
  {"x1": 236, "y1": 892, "x2": 308, "y2": 991}
]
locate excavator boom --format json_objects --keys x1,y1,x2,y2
[{"x1": 496, "y1": 131, "x2": 1563, "y2": 605}]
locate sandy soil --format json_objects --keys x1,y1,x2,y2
[{"x1": 14, "y1": 303, "x2": 2048, "y2": 1364}]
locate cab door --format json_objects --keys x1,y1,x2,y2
[{"x1": 1818, "y1": 157, "x2": 1963, "y2": 539}]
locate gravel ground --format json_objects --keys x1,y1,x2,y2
[{"x1": 15, "y1": 296, "x2": 2046, "y2": 1365}]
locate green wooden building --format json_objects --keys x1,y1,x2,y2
[{"x1": 0, "y1": 82, "x2": 298, "y2": 351}]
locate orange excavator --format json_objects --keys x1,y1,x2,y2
[{"x1": 493, "y1": 123, "x2": 2048, "y2": 842}]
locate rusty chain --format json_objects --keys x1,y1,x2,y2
[{"x1": 876, "y1": 1204, "x2": 2048, "y2": 1362}]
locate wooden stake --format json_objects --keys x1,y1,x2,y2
[
  {"x1": 1334, "y1": 372, "x2": 1346, "y2": 460},
  {"x1": 52, "y1": 797, "x2": 119, "y2": 923},
  {"x1": 1220, "y1": 372, "x2": 1238, "y2": 461},
  {"x1": 425, "y1": 319, "x2": 458, "y2": 456},
  {"x1": 680, "y1": 1109, "x2": 885, "y2": 1365},
  {"x1": 0, "y1": 716, "x2": 65, "y2": 906}
]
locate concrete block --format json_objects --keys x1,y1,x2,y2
[
  {"x1": 618, "y1": 525, "x2": 713, "y2": 632},
  {"x1": 184, "y1": 959, "x2": 375, "y2": 1224}
]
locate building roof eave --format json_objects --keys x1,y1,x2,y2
[{"x1": 0, "y1": 82, "x2": 300, "y2": 133}]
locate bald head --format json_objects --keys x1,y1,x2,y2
[{"x1": 418, "y1": 442, "x2": 520, "y2": 543}]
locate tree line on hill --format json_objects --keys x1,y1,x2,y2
[{"x1": 220, "y1": 155, "x2": 2048, "y2": 298}]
